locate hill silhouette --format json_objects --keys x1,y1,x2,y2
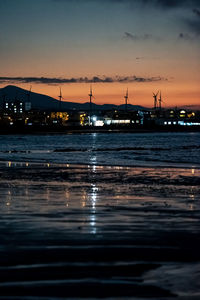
[{"x1": 0, "y1": 85, "x2": 147, "y2": 111}]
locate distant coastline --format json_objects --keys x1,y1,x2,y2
[
  {"x1": 0, "y1": 125, "x2": 200, "y2": 135},
  {"x1": 1, "y1": 85, "x2": 200, "y2": 133}
]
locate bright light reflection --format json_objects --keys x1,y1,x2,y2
[
  {"x1": 90, "y1": 215, "x2": 96, "y2": 234},
  {"x1": 189, "y1": 204, "x2": 194, "y2": 211},
  {"x1": 65, "y1": 189, "x2": 70, "y2": 207},
  {"x1": 45, "y1": 188, "x2": 50, "y2": 201},
  {"x1": 5, "y1": 188, "x2": 12, "y2": 207},
  {"x1": 91, "y1": 156, "x2": 97, "y2": 164},
  {"x1": 81, "y1": 190, "x2": 87, "y2": 207},
  {"x1": 90, "y1": 133, "x2": 97, "y2": 166},
  {"x1": 91, "y1": 184, "x2": 98, "y2": 209},
  {"x1": 89, "y1": 183, "x2": 98, "y2": 234}
]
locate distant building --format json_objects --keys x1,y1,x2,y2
[
  {"x1": 4, "y1": 100, "x2": 24, "y2": 114},
  {"x1": 104, "y1": 111, "x2": 143, "y2": 126},
  {"x1": 150, "y1": 109, "x2": 200, "y2": 127},
  {"x1": 3, "y1": 100, "x2": 31, "y2": 114},
  {"x1": 50, "y1": 112, "x2": 69, "y2": 125}
]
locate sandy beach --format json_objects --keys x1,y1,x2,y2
[{"x1": 0, "y1": 162, "x2": 200, "y2": 299}]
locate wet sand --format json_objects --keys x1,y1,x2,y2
[{"x1": 0, "y1": 162, "x2": 200, "y2": 299}]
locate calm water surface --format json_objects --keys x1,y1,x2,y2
[{"x1": 0, "y1": 132, "x2": 199, "y2": 167}]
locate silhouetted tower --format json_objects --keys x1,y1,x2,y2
[
  {"x1": 158, "y1": 91, "x2": 162, "y2": 110},
  {"x1": 153, "y1": 91, "x2": 159, "y2": 110},
  {"x1": 88, "y1": 85, "x2": 93, "y2": 125},
  {"x1": 58, "y1": 87, "x2": 63, "y2": 111},
  {"x1": 124, "y1": 88, "x2": 128, "y2": 112}
]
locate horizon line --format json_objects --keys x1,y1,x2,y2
[{"x1": 1, "y1": 84, "x2": 200, "y2": 110}]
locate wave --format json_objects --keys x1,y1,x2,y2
[
  {"x1": 0, "y1": 147, "x2": 171, "y2": 153},
  {"x1": 1, "y1": 145, "x2": 200, "y2": 154},
  {"x1": 53, "y1": 145, "x2": 200, "y2": 153},
  {"x1": 53, "y1": 147, "x2": 171, "y2": 153}
]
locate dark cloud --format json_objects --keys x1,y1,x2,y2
[
  {"x1": 178, "y1": 7, "x2": 200, "y2": 38},
  {"x1": 53, "y1": 0, "x2": 200, "y2": 9},
  {"x1": 193, "y1": 8, "x2": 200, "y2": 17},
  {"x1": 179, "y1": 32, "x2": 194, "y2": 40},
  {"x1": 147, "y1": 0, "x2": 200, "y2": 9},
  {"x1": 0, "y1": 76, "x2": 167, "y2": 85},
  {"x1": 117, "y1": 75, "x2": 165, "y2": 83},
  {"x1": 182, "y1": 8, "x2": 200, "y2": 36}
]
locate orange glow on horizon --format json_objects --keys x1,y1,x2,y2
[{"x1": 0, "y1": 80, "x2": 199, "y2": 109}]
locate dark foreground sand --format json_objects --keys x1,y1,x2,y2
[{"x1": 0, "y1": 163, "x2": 200, "y2": 299}]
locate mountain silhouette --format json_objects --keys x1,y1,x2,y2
[{"x1": 0, "y1": 85, "x2": 147, "y2": 111}]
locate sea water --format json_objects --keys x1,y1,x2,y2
[{"x1": 0, "y1": 132, "x2": 199, "y2": 167}]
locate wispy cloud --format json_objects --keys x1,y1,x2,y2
[
  {"x1": 123, "y1": 32, "x2": 152, "y2": 41},
  {"x1": 135, "y1": 57, "x2": 145, "y2": 60},
  {"x1": 123, "y1": 32, "x2": 161, "y2": 41},
  {"x1": 0, "y1": 75, "x2": 167, "y2": 85}
]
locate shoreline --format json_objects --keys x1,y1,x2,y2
[
  {"x1": 0, "y1": 125, "x2": 200, "y2": 135},
  {"x1": 1, "y1": 162, "x2": 199, "y2": 194},
  {"x1": 1, "y1": 159, "x2": 200, "y2": 170}
]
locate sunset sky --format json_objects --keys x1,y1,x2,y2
[{"x1": 0, "y1": 0, "x2": 200, "y2": 107}]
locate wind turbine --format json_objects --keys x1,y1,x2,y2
[
  {"x1": 153, "y1": 91, "x2": 159, "y2": 110},
  {"x1": 88, "y1": 85, "x2": 94, "y2": 125},
  {"x1": 58, "y1": 87, "x2": 63, "y2": 111},
  {"x1": 124, "y1": 88, "x2": 129, "y2": 112}
]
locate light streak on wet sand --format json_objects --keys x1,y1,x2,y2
[{"x1": 0, "y1": 162, "x2": 200, "y2": 298}]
